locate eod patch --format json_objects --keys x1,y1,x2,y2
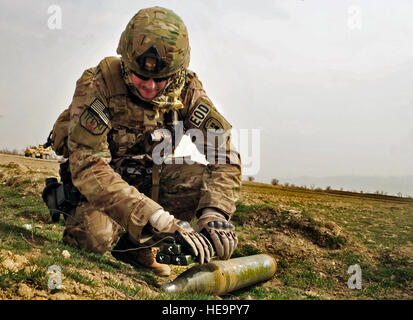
[
  {"x1": 189, "y1": 103, "x2": 210, "y2": 128},
  {"x1": 80, "y1": 99, "x2": 111, "y2": 135}
]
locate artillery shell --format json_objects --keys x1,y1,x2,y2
[{"x1": 161, "y1": 254, "x2": 277, "y2": 295}]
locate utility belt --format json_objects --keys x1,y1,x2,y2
[
  {"x1": 42, "y1": 157, "x2": 161, "y2": 223},
  {"x1": 111, "y1": 158, "x2": 154, "y2": 180},
  {"x1": 111, "y1": 155, "x2": 161, "y2": 202}
]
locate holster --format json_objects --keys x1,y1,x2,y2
[{"x1": 42, "y1": 161, "x2": 85, "y2": 223}]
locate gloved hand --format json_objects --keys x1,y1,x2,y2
[
  {"x1": 194, "y1": 208, "x2": 238, "y2": 260},
  {"x1": 149, "y1": 209, "x2": 214, "y2": 264}
]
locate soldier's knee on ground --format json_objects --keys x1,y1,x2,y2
[
  {"x1": 63, "y1": 203, "x2": 123, "y2": 254},
  {"x1": 63, "y1": 226, "x2": 117, "y2": 254}
]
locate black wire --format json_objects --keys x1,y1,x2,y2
[{"x1": 48, "y1": 208, "x2": 175, "y2": 253}]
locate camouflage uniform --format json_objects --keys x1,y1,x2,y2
[{"x1": 61, "y1": 58, "x2": 242, "y2": 253}]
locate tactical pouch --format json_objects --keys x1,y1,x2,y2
[
  {"x1": 50, "y1": 108, "x2": 71, "y2": 158},
  {"x1": 42, "y1": 161, "x2": 85, "y2": 223}
]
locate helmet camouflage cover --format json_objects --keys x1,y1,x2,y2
[
  {"x1": 117, "y1": 6, "x2": 190, "y2": 79},
  {"x1": 117, "y1": 6, "x2": 190, "y2": 112}
]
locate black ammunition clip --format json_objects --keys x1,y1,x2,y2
[{"x1": 156, "y1": 237, "x2": 195, "y2": 266}]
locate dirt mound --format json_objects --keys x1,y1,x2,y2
[
  {"x1": 0, "y1": 249, "x2": 30, "y2": 272},
  {"x1": 0, "y1": 160, "x2": 59, "y2": 194},
  {"x1": 3, "y1": 162, "x2": 21, "y2": 170},
  {"x1": 245, "y1": 206, "x2": 348, "y2": 250}
]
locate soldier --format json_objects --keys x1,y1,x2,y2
[{"x1": 51, "y1": 6, "x2": 242, "y2": 276}]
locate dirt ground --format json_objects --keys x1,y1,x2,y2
[
  {"x1": 0, "y1": 154, "x2": 60, "y2": 172},
  {"x1": 1, "y1": 154, "x2": 412, "y2": 300}
]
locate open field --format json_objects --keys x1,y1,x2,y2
[{"x1": 0, "y1": 154, "x2": 412, "y2": 300}]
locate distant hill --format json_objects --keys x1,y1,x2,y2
[{"x1": 277, "y1": 175, "x2": 413, "y2": 197}]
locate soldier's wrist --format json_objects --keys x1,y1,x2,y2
[
  {"x1": 149, "y1": 209, "x2": 174, "y2": 233},
  {"x1": 200, "y1": 208, "x2": 227, "y2": 220}
]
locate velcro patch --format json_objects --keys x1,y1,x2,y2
[
  {"x1": 80, "y1": 99, "x2": 111, "y2": 135},
  {"x1": 189, "y1": 104, "x2": 210, "y2": 128}
]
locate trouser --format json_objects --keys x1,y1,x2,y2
[{"x1": 62, "y1": 161, "x2": 206, "y2": 254}]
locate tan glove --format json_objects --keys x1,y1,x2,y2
[
  {"x1": 194, "y1": 208, "x2": 238, "y2": 260},
  {"x1": 149, "y1": 209, "x2": 214, "y2": 264}
]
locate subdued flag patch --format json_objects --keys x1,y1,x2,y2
[{"x1": 80, "y1": 99, "x2": 110, "y2": 135}]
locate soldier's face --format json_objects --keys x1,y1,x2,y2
[{"x1": 131, "y1": 73, "x2": 168, "y2": 100}]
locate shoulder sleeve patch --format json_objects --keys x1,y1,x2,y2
[
  {"x1": 80, "y1": 99, "x2": 111, "y2": 135},
  {"x1": 205, "y1": 117, "x2": 224, "y2": 131},
  {"x1": 188, "y1": 103, "x2": 211, "y2": 128}
]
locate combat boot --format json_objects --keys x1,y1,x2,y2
[{"x1": 111, "y1": 234, "x2": 171, "y2": 277}]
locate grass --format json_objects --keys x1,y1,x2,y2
[
  {"x1": 232, "y1": 202, "x2": 272, "y2": 226},
  {"x1": 234, "y1": 285, "x2": 317, "y2": 300},
  {"x1": 1, "y1": 163, "x2": 413, "y2": 300},
  {"x1": 323, "y1": 248, "x2": 412, "y2": 298},
  {"x1": 358, "y1": 253, "x2": 413, "y2": 299},
  {"x1": 242, "y1": 182, "x2": 413, "y2": 249},
  {"x1": 232, "y1": 244, "x2": 261, "y2": 258},
  {"x1": 66, "y1": 270, "x2": 98, "y2": 287},
  {"x1": 239, "y1": 182, "x2": 413, "y2": 299},
  {"x1": 305, "y1": 200, "x2": 412, "y2": 249},
  {"x1": 0, "y1": 268, "x2": 48, "y2": 291},
  {"x1": 277, "y1": 258, "x2": 334, "y2": 291},
  {"x1": 106, "y1": 280, "x2": 141, "y2": 298},
  {"x1": 326, "y1": 250, "x2": 364, "y2": 266},
  {"x1": 0, "y1": 173, "x2": 163, "y2": 299}
]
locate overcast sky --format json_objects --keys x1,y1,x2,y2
[{"x1": 0, "y1": 0, "x2": 412, "y2": 193}]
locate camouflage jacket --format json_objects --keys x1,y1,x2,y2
[{"x1": 66, "y1": 57, "x2": 241, "y2": 241}]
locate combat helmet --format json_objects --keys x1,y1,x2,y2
[
  {"x1": 117, "y1": 6, "x2": 190, "y2": 79},
  {"x1": 117, "y1": 6, "x2": 190, "y2": 110}
]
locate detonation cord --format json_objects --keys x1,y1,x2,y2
[{"x1": 48, "y1": 208, "x2": 175, "y2": 253}]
